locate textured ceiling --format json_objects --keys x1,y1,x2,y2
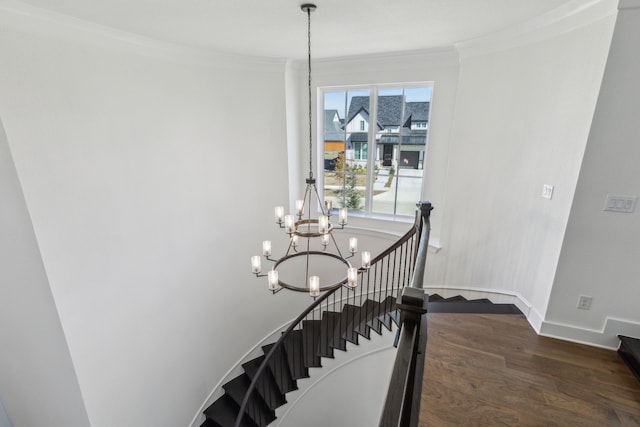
[{"x1": 14, "y1": 0, "x2": 589, "y2": 59}]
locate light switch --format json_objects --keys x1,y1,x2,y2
[{"x1": 604, "y1": 195, "x2": 636, "y2": 213}]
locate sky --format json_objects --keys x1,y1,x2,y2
[{"x1": 323, "y1": 86, "x2": 432, "y2": 117}]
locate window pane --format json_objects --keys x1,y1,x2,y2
[
  {"x1": 323, "y1": 91, "x2": 346, "y2": 210},
  {"x1": 371, "y1": 86, "x2": 429, "y2": 216},
  {"x1": 373, "y1": 88, "x2": 402, "y2": 214},
  {"x1": 344, "y1": 89, "x2": 369, "y2": 212},
  {"x1": 342, "y1": 133, "x2": 368, "y2": 211},
  {"x1": 394, "y1": 172, "x2": 424, "y2": 216}
]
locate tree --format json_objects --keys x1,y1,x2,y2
[
  {"x1": 385, "y1": 164, "x2": 395, "y2": 188},
  {"x1": 333, "y1": 151, "x2": 346, "y2": 179},
  {"x1": 344, "y1": 169, "x2": 361, "y2": 210}
]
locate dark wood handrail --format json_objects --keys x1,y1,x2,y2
[
  {"x1": 233, "y1": 283, "x2": 335, "y2": 427},
  {"x1": 379, "y1": 201, "x2": 432, "y2": 427}
]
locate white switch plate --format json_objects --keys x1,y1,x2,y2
[
  {"x1": 577, "y1": 295, "x2": 592, "y2": 310},
  {"x1": 604, "y1": 195, "x2": 637, "y2": 213},
  {"x1": 542, "y1": 184, "x2": 554, "y2": 199}
]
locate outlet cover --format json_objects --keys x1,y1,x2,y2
[
  {"x1": 577, "y1": 295, "x2": 592, "y2": 310},
  {"x1": 542, "y1": 184, "x2": 554, "y2": 200}
]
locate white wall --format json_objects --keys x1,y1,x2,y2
[
  {"x1": 440, "y1": 13, "x2": 615, "y2": 326},
  {"x1": 544, "y1": 1, "x2": 640, "y2": 347},
  {"x1": 294, "y1": 7, "x2": 618, "y2": 340},
  {"x1": 0, "y1": 3, "x2": 632, "y2": 427},
  {"x1": 0, "y1": 116, "x2": 90, "y2": 427},
  {"x1": 0, "y1": 5, "x2": 313, "y2": 426}
]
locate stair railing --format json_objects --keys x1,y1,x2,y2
[
  {"x1": 379, "y1": 201, "x2": 432, "y2": 427},
  {"x1": 232, "y1": 202, "x2": 431, "y2": 427}
]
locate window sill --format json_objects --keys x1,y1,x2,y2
[
  {"x1": 344, "y1": 213, "x2": 441, "y2": 253},
  {"x1": 347, "y1": 212, "x2": 413, "y2": 236}
]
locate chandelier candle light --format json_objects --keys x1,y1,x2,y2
[{"x1": 250, "y1": 3, "x2": 369, "y2": 297}]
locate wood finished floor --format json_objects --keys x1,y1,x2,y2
[{"x1": 420, "y1": 314, "x2": 640, "y2": 426}]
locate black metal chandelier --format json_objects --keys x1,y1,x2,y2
[{"x1": 250, "y1": 4, "x2": 369, "y2": 297}]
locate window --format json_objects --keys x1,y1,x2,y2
[
  {"x1": 354, "y1": 142, "x2": 367, "y2": 160},
  {"x1": 321, "y1": 83, "x2": 432, "y2": 217}
]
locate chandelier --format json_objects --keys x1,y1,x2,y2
[{"x1": 250, "y1": 3, "x2": 369, "y2": 298}]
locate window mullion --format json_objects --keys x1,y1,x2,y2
[
  {"x1": 393, "y1": 88, "x2": 407, "y2": 216},
  {"x1": 364, "y1": 87, "x2": 377, "y2": 215}
]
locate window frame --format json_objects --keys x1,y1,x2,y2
[{"x1": 318, "y1": 82, "x2": 434, "y2": 221}]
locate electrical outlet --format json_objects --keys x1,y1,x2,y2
[
  {"x1": 542, "y1": 184, "x2": 554, "y2": 200},
  {"x1": 577, "y1": 295, "x2": 592, "y2": 310}
]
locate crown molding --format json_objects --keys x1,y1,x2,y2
[
  {"x1": 287, "y1": 47, "x2": 459, "y2": 75},
  {"x1": 619, "y1": 0, "x2": 640, "y2": 9},
  {"x1": 0, "y1": 0, "x2": 286, "y2": 71},
  {"x1": 455, "y1": 0, "x2": 618, "y2": 59}
]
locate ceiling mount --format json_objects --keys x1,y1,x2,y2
[{"x1": 300, "y1": 4, "x2": 317, "y2": 13}]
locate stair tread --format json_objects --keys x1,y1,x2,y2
[
  {"x1": 283, "y1": 330, "x2": 309, "y2": 379},
  {"x1": 340, "y1": 304, "x2": 361, "y2": 345},
  {"x1": 302, "y1": 319, "x2": 322, "y2": 367},
  {"x1": 377, "y1": 296, "x2": 397, "y2": 331},
  {"x1": 618, "y1": 336, "x2": 640, "y2": 381},
  {"x1": 223, "y1": 375, "x2": 275, "y2": 427},
  {"x1": 261, "y1": 343, "x2": 297, "y2": 394},
  {"x1": 200, "y1": 418, "x2": 222, "y2": 427},
  {"x1": 468, "y1": 298, "x2": 493, "y2": 303},
  {"x1": 428, "y1": 293, "x2": 444, "y2": 302},
  {"x1": 442, "y1": 295, "x2": 467, "y2": 302},
  {"x1": 319, "y1": 311, "x2": 341, "y2": 357},
  {"x1": 242, "y1": 356, "x2": 286, "y2": 411},
  {"x1": 354, "y1": 299, "x2": 382, "y2": 337},
  {"x1": 204, "y1": 394, "x2": 258, "y2": 427},
  {"x1": 428, "y1": 301, "x2": 522, "y2": 314},
  {"x1": 619, "y1": 336, "x2": 640, "y2": 356},
  {"x1": 388, "y1": 310, "x2": 400, "y2": 326},
  {"x1": 327, "y1": 310, "x2": 348, "y2": 351}
]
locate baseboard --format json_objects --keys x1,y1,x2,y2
[{"x1": 539, "y1": 317, "x2": 640, "y2": 350}]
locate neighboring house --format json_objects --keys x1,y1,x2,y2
[
  {"x1": 323, "y1": 109, "x2": 345, "y2": 170},
  {"x1": 325, "y1": 95, "x2": 430, "y2": 169}
]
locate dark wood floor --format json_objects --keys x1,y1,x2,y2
[{"x1": 420, "y1": 313, "x2": 640, "y2": 426}]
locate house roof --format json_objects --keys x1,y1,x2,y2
[
  {"x1": 349, "y1": 133, "x2": 369, "y2": 142},
  {"x1": 378, "y1": 133, "x2": 427, "y2": 145},
  {"x1": 324, "y1": 109, "x2": 345, "y2": 141},
  {"x1": 346, "y1": 96, "x2": 371, "y2": 126},
  {"x1": 345, "y1": 95, "x2": 429, "y2": 130},
  {"x1": 405, "y1": 102, "x2": 429, "y2": 123}
]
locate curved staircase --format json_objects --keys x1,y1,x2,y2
[
  {"x1": 198, "y1": 203, "x2": 523, "y2": 427},
  {"x1": 200, "y1": 292, "x2": 522, "y2": 427},
  {"x1": 201, "y1": 295, "x2": 401, "y2": 427}
]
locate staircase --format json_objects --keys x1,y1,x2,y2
[
  {"x1": 198, "y1": 203, "x2": 525, "y2": 427},
  {"x1": 617, "y1": 335, "x2": 640, "y2": 381},
  {"x1": 201, "y1": 295, "x2": 402, "y2": 427},
  {"x1": 200, "y1": 293, "x2": 521, "y2": 427}
]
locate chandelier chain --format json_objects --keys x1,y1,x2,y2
[
  {"x1": 251, "y1": 4, "x2": 363, "y2": 297},
  {"x1": 307, "y1": 6, "x2": 313, "y2": 180}
]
